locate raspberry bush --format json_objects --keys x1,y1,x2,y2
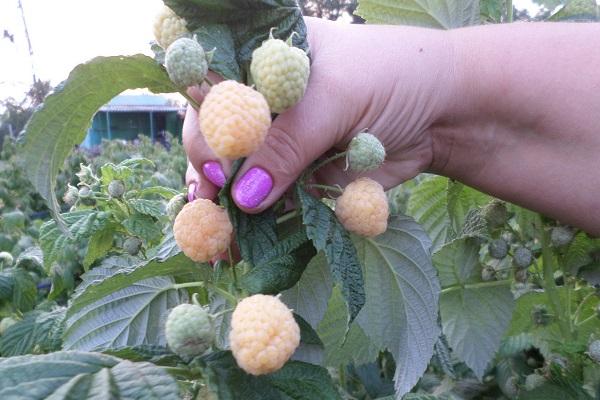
[{"x1": 8, "y1": 0, "x2": 600, "y2": 399}]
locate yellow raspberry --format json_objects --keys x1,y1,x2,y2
[
  {"x1": 229, "y1": 294, "x2": 300, "y2": 375},
  {"x1": 173, "y1": 199, "x2": 233, "y2": 262},
  {"x1": 199, "y1": 81, "x2": 271, "y2": 159},
  {"x1": 153, "y1": 6, "x2": 189, "y2": 49},
  {"x1": 335, "y1": 177, "x2": 389, "y2": 237}
]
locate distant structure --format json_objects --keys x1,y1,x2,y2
[{"x1": 81, "y1": 94, "x2": 186, "y2": 148}]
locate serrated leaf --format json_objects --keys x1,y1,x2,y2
[
  {"x1": 204, "y1": 351, "x2": 340, "y2": 400},
  {"x1": 83, "y1": 225, "x2": 115, "y2": 269},
  {"x1": 0, "y1": 307, "x2": 65, "y2": 356},
  {"x1": 122, "y1": 213, "x2": 162, "y2": 244},
  {"x1": 434, "y1": 237, "x2": 514, "y2": 379},
  {"x1": 317, "y1": 286, "x2": 379, "y2": 367},
  {"x1": 39, "y1": 210, "x2": 109, "y2": 271},
  {"x1": 0, "y1": 351, "x2": 180, "y2": 399},
  {"x1": 63, "y1": 275, "x2": 188, "y2": 351},
  {"x1": 192, "y1": 25, "x2": 241, "y2": 81},
  {"x1": 12, "y1": 268, "x2": 37, "y2": 313},
  {"x1": 549, "y1": 0, "x2": 599, "y2": 21},
  {"x1": 446, "y1": 180, "x2": 491, "y2": 236},
  {"x1": 281, "y1": 252, "x2": 333, "y2": 328},
  {"x1": 20, "y1": 55, "x2": 177, "y2": 226},
  {"x1": 14, "y1": 246, "x2": 44, "y2": 271},
  {"x1": 356, "y1": 0, "x2": 480, "y2": 28},
  {"x1": 354, "y1": 215, "x2": 440, "y2": 397},
  {"x1": 296, "y1": 185, "x2": 365, "y2": 323},
  {"x1": 219, "y1": 160, "x2": 278, "y2": 266},
  {"x1": 0, "y1": 269, "x2": 14, "y2": 300},
  {"x1": 104, "y1": 345, "x2": 183, "y2": 366},
  {"x1": 407, "y1": 175, "x2": 451, "y2": 252},
  {"x1": 128, "y1": 199, "x2": 165, "y2": 219}
]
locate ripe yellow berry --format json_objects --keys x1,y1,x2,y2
[
  {"x1": 229, "y1": 294, "x2": 300, "y2": 375},
  {"x1": 153, "y1": 6, "x2": 188, "y2": 49},
  {"x1": 335, "y1": 178, "x2": 389, "y2": 237},
  {"x1": 173, "y1": 199, "x2": 233, "y2": 262},
  {"x1": 199, "y1": 80, "x2": 271, "y2": 159}
]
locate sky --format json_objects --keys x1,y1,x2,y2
[{"x1": 0, "y1": 0, "x2": 574, "y2": 102}]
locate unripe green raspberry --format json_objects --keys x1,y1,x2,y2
[
  {"x1": 513, "y1": 247, "x2": 533, "y2": 269},
  {"x1": 346, "y1": 131, "x2": 386, "y2": 172},
  {"x1": 524, "y1": 374, "x2": 546, "y2": 391},
  {"x1": 166, "y1": 193, "x2": 186, "y2": 220},
  {"x1": 0, "y1": 317, "x2": 17, "y2": 335},
  {"x1": 63, "y1": 184, "x2": 78, "y2": 206},
  {"x1": 481, "y1": 265, "x2": 495, "y2": 281},
  {"x1": 199, "y1": 81, "x2": 271, "y2": 159},
  {"x1": 587, "y1": 340, "x2": 600, "y2": 363},
  {"x1": 230, "y1": 294, "x2": 300, "y2": 375},
  {"x1": 165, "y1": 303, "x2": 214, "y2": 358},
  {"x1": 173, "y1": 199, "x2": 233, "y2": 262},
  {"x1": 489, "y1": 239, "x2": 508, "y2": 259},
  {"x1": 250, "y1": 36, "x2": 310, "y2": 114},
  {"x1": 108, "y1": 180, "x2": 125, "y2": 198},
  {"x1": 0, "y1": 251, "x2": 13, "y2": 268},
  {"x1": 550, "y1": 226, "x2": 574, "y2": 247},
  {"x1": 482, "y1": 200, "x2": 508, "y2": 229},
  {"x1": 335, "y1": 178, "x2": 389, "y2": 237},
  {"x1": 153, "y1": 6, "x2": 188, "y2": 49},
  {"x1": 78, "y1": 186, "x2": 92, "y2": 198},
  {"x1": 123, "y1": 237, "x2": 142, "y2": 256},
  {"x1": 165, "y1": 38, "x2": 208, "y2": 88}
]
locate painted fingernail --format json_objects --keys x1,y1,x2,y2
[
  {"x1": 187, "y1": 182, "x2": 198, "y2": 202},
  {"x1": 202, "y1": 161, "x2": 226, "y2": 188},
  {"x1": 234, "y1": 167, "x2": 273, "y2": 209}
]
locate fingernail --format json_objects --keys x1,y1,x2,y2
[
  {"x1": 234, "y1": 167, "x2": 273, "y2": 209},
  {"x1": 202, "y1": 161, "x2": 226, "y2": 188},
  {"x1": 188, "y1": 182, "x2": 198, "y2": 202}
]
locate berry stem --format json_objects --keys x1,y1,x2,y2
[
  {"x1": 161, "y1": 366, "x2": 200, "y2": 380},
  {"x1": 212, "y1": 308, "x2": 234, "y2": 319},
  {"x1": 276, "y1": 210, "x2": 300, "y2": 224},
  {"x1": 304, "y1": 183, "x2": 343, "y2": 195},
  {"x1": 179, "y1": 90, "x2": 201, "y2": 110},
  {"x1": 440, "y1": 279, "x2": 511, "y2": 294},
  {"x1": 228, "y1": 246, "x2": 238, "y2": 287},
  {"x1": 204, "y1": 76, "x2": 216, "y2": 87},
  {"x1": 307, "y1": 152, "x2": 347, "y2": 177}
]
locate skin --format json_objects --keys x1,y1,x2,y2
[{"x1": 184, "y1": 17, "x2": 600, "y2": 235}]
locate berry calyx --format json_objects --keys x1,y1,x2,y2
[
  {"x1": 335, "y1": 178, "x2": 389, "y2": 237},
  {"x1": 199, "y1": 81, "x2": 271, "y2": 159},
  {"x1": 173, "y1": 199, "x2": 233, "y2": 262},
  {"x1": 229, "y1": 294, "x2": 300, "y2": 375}
]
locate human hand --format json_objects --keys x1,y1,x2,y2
[{"x1": 183, "y1": 17, "x2": 456, "y2": 212}]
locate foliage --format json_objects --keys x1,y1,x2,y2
[{"x1": 0, "y1": 0, "x2": 597, "y2": 399}]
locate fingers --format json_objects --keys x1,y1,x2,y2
[{"x1": 185, "y1": 162, "x2": 219, "y2": 202}]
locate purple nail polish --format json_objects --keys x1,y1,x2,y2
[
  {"x1": 202, "y1": 161, "x2": 226, "y2": 188},
  {"x1": 188, "y1": 183, "x2": 197, "y2": 202},
  {"x1": 234, "y1": 167, "x2": 273, "y2": 209}
]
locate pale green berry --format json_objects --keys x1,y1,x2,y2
[
  {"x1": 108, "y1": 180, "x2": 125, "y2": 198},
  {"x1": 165, "y1": 38, "x2": 208, "y2": 88},
  {"x1": 550, "y1": 226, "x2": 574, "y2": 247},
  {"x1": 346, "y1": 131, "x2": 386, "y2": 172},
  {"x1": 165, "y1": 303, "x2": 214, "y2": 358},
  {"x1": 513, "y1": 247, "x2": 533, "y2": 269},
  {"x1": 250, "y1": 36, "x2": 310, "y2": 114},
  {"x1": 63, "y1": 184, "x2": 79, "y2": 206},
  {"x1": 489, "y1": 238, "x2": 508, "y2": 259},
  {"x1": 123, "y1": 237, "x2": 142, "y2": 256}
]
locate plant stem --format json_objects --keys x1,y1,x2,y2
[
  {"x1": 204, "y1": 76, "x2": 216, "y2": 87},
  {"x1": 507, "y1": 0, "x2": 514, "y2": 22},
  {"x1": 276, "y1": 209, "x2": 300, "y2": 224},
  {"x1": 162, "y1": 366, "x2": 199, "y2": 380},
  {"x1": 180, "y1": 90, "x2": 201, "y2": 110},
  {"x1": 228, "y1": 246, "x2": 237, "y2": 286},
  {"x1": 541, "y1": 228, "x2": 571, "y2": 340},
  {"x1": 173, "y1": 281, "x2": 205, "y2": 290},
  {"x1": 305, "y1": 183, "x2": 343, "y2": 194},
  {"x1": 307, "y1": 152, "x2": 347, "y2": 177},
  {"x1": 440, "y1": 279, "x2": 512, "y2": 294}
]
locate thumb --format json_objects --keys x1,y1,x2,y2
[{"x1": 231, "y1": 104, "x2": 338, "y2": 213}]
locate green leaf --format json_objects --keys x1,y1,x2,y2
[
  {"x1": 12, "y1": 268, "x2": 37, "y2": 313},
  {"x1": 20, "y1": 55, "x2": 177, "y2": 225},
  {"x1": 136, "y1": 186, "x2": 181, "y2": 199},
  {"x1": 0, "y1": 307, "x2": 65, "y2": 356},
  {"x1": 296, "y1": 185, "x2": 365, "y2": 323},
  {"x1": 122, "y1": 213, "x2": 162, "y2": 244},
  {"x1": 0, "y1": 269, "x2": 14, "y2": 300},
  {"x1": 192, "y1": 25, "x2": 241, "y2": 81},
  {"x1": 204, "y1": 351, "x2": 341, "y2": 400},
  {"x1": 354, "y1": 215, "x2": 440, "y2": 397},
  {"x1": 240, "y1": 232, "x2": 316, "y2": 295},
  {"x1": 355, "y1": 0, "x2": 480, "y2": 28},
  {"x1": 14, "y1": 246, "x2": 44, "y2": 272},
  {"x1": 407, "y1": 175, "x2": 451, "y2": 252},
  {"x1": 281, "y1": 252, "x2": 333, "y2": 328},
  {"x1": 294, "y1": 313, "x2": 323, "y2": 346},
  {"x1": 39, "y1": 210, "x2": 109, "y2": 271},
  {"x1": 0, "y1": 351, "x2": 180, "y2": 399},
  {"x1": 219, "y1": 160, "x2": 278, "y2": 266},
  {"x1": 548, "y1": 0, "x2": 599, "y2": 21},
  {"x1": 128, "y1": 199, "x2": 165, "y2": 219},
  {"x1": 104, "y1": 345, "x2": 183, "y2": 366},
  {"x1": 446, "y1": 180, "x2": 491, "y2": 236},
  {"x1": 434, "y1": 237, "x2": 514, "y2": 379},
  {"x1": 317, "y1": 286, "x2": 379, "y2": 367},
  {"x1": 83, "y1": 225, "x2": 115, "y2": 269}
]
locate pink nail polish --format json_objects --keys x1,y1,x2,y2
[
  {"x1": 234, "y1": 167, "x2": 273, "y2": 209},
  {"x1": 202, "y1": 161, "x2": 226, "y2": 188},
  {"x1": 188, "y1": 183, "x2": 197, "y2": 202}
]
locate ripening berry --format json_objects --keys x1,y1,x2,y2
[
  {"x1": 550, "y1": 226, "x2": 575, "y2": 247},
  {"x1": 488, "y1": 239, "x2": 508, "y2": 259},
  {"x1": 63, "y1": 184, "x2": 78, "y2": 206},
  {"x1": 108, "y1": 180, "x2": 125, "y2": 198},
  {"x1": 346, "y1": 131, "x2": 386, "y2": 172},
  {"x1": 153, "y1": 6, "x2": 188, "y2": 49},
  {"x1": 165, "y1": 303, "x2": 214, "y2": 358},
  {"x1": 165, "y1": 38, "x2": 208, "y2": 87},
  {"x1": 173, "y1": 199, "x2": 233, "y2": 262},
  {"x1": 335, "y1": 178, "x2": 389, "y2": 237},
  {"x1": 199, "y1": 81, "x2": 271, "y2": 159},
  {"x1": 123, "y1": 237, "x2": 142, "y2": 256},
  {"x1": 229, "y1": 294, "x2": 300, "y2": 375},
  {"x1": 250, "y1": 36, "x2": 310, "y2": 114},
  {"x1": 513, "y1": 247, "x2": 533, "y2": 269}
]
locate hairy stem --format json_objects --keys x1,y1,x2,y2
[{"x1": 440, "y1": 279, "x2": 511, "y2": 294}]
